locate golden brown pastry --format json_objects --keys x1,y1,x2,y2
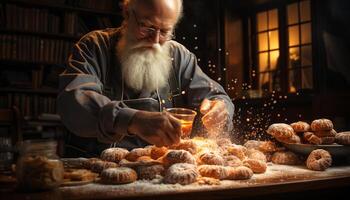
[
  {"x1": 100, "y1": 167, "x2": 137, "y2": 184},
  {"x1": 163, "y1": 163, "x2": 198, "y2": 185},
  {"x1": 306, "y1": 149, "x2": 332, "y2": 171},
  {"x1": 335, "y1": 131, "x2": 350, "y2": 145},
  {"x1": 271, "y1": 151, "x2": 302, "y2": 165},
  {"x1": 290, "y1": 121, "x2": 311, "y2": 132},
  {"x1": 311, "y1": 119, "x2": 333, "y2": 131},
  {"x1": 100, "y1": 148, "x2": 129, "y2": 163}
]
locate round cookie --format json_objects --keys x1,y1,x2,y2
[
  {"x1": 100, "y1": 148, "x2": 129, "y2": 163},
  {"x1": 170, "y1": 139, "x2": 198, "y2": 155},
  {"x1": 125, "y1": 148, "x2": 151, "y2": 162},
  {"x1": 306, "y1": 149, "x2": 332, "y2": 171},
  {"x1": 136, "y1": 164, "x2": 164, "y2": 180},
  {"x1": 226, "y1": 166, "x2": 253, "y2": 180},
  {"x1": 266, "y1": 123, "x2": 295, "y2": 139},
  {"x1": 162, "y1": 150, "x2": 196, "y2": 168},
  {"x1": 198, "y1": 152, "x2": 225, "y2": 166},
  {"x1": 164, "y1": 163, "x2": 198, "y2": 185},
  {"x1": 90, "y1": 160, "x2": 118, "y2": 173},
  {"x1": 100, "y1": 167, "x2": 137, "y2": 184},
  {"x1": 271, "y1": 151, "x2": 302, "y2": 165},
  {"x1": 197, "y1": 165, "x2": 228, "y2": 180},
  {"x1": 311, "y1": 119, "x2": 333, "y2": 131},
  {"x1": 243, "y1": 159, "x2": 267, "y2": 174},
  {"x1": 290, "y1": 121, "x2": 311, "y2": 132},
  {"x1": 314, "y1": 129, "x2": 337, "y2": 138},
  {"x1": 224, "y1": 155, "x2": 243, "y2": 167},
  {"x1": 225, "y1": 145, "x2": 247, "y2": 160},
  {"x1": 321, "y1": 137, "x2": 335, "y2": 145},
  {"x1": 303, "y1": 132, "x2": 322, "y2": 145},
  {"x1": 335, "y1": 131, "x2": 350, "y2": 145},
  {"x1": 150, "y1": 146, "x2": 168, "y2": 160},
  {"x1": 245, "y1": 149, "x2": 267, "y2": 162}
]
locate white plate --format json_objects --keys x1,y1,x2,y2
[{"x1": 283, "y1": 143, "x2": 350, "y2": 157}]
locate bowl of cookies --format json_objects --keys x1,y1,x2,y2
[{"x1": 266, "y1": 119, "x2": 350, "y2": 157}]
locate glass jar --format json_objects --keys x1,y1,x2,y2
[{"x1": 16, "y1": 140, "x2": 64, "y2": 191}]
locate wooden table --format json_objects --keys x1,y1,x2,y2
[{"x1": 2, "y1": 163, "x2": 350, "y2": 200}]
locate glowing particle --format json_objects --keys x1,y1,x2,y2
[{"x1": 181, "y1": 91, "x2": 186, "y2": 95}]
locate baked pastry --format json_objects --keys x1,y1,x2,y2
[
  {"x1": 163, "y1": 163, "x2": 198, "y2": 185},
  {"x1": 162, "y1": 150, "x2": 196, "y2": 168},
  {"x1": 335, "y1": 131, "x2": 350, "y2": 145},
  {"x1": 169, "y1": 139, "x2": 198, "y2": 155},
  {"x1": 100, "y1": 148, "x2": 129, "y2": 163},
  {"x1": 198, "y1": 152, "x2": 225, "y2": 166},
  {"x1": 243, "y1": 159, "x2": 267, "y2": 174},
  {"x1": 119, "y1": 156, "x2": 162, "y2": 168},
  {"x1": 90, "y1": 160, "x2": 118, "y2": 173},
  {"x1": 64, "y1": 169, "x2": 98, "y2": 182},
  {"x1": 150, "y1": 146, "x2": 168, "y2": 160},
  {"x1": 267, "y1": 123, "x2": 301, "y2": 144},
  {"x1": 306, "y1": 149, "x2": 332, "y2": 171},
  {"x1": 311, "y1": 119, "x2": 333, "y2": 131},
  {"x1": 224, "y1": 155, "x2": 243, "y2": 167},
  {"x1": 226, "y1": 166, "x2": 253, "y2": 180},
  {"x1": 197, "y1": 165, "x2": 228, "y2": 180},
  {"x1": 266, "y1": 123, "x2": 295, "y2": 139},
  {"x1": 196, "y1": 177, "x2": 221, "y2": 185},
  {"x1": 82, "y1": 158, "x2": 100, "y2": 170},
  {"x1": 271, "y1": 151, "x2": 302, "y2": 165},
  {"x1": 125, "y1": 148, "x2": 151, "y2": 162},
  {"x1": 225, "y1": 145, "x2": 247, "y2": 160},
  {"x1": 100, "y1": 167, "x2": 137, "y2": 184},
  {"x1": 314, "y1": 129, "x2": 337, "y2": 137},
  {"x1": 321, "y1": 137, "x2": 335, "y2": 145},
  {"x1": 136, "y1": 164, "x2": 164, "y2": 180},
  {"x1": 290, "y1": 121, "x2": 310, "y2": 132},
  {"x1": 303, "y1": 132, "x2": 322, "y2": 145},
  {"x1": 245, "y1": 149, "x2": 267, "y2": 162}
]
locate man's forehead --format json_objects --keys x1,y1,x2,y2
[{"x1": 132, "y1": 0, "x2": 179, "y2": 18}]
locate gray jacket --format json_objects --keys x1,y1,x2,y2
[{"x1": 57, "y1": 28, "x2": 234, "y2": 150}]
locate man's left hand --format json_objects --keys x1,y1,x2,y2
[{"x1": 200, "y1": 98, "x2": 229, "y2": 135}]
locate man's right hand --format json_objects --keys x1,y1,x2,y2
[{"x1": 127, "y1": 110, "x2": 182, "y2": 147}]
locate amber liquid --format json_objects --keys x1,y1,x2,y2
[{"x1": 180, "y1": 120, "x2": 193, "y2": 138}]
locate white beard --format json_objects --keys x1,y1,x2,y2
[{"x1": 117, "y1": 29, "x2": 172, "y2": 93}]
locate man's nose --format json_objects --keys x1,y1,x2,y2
[{"x1": 149, "y1": 30, "x2": 160, "y2": 44}]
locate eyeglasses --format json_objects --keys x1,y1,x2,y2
[{"x1": 131, "y1": 10, "x2": 174, "y2": 41}]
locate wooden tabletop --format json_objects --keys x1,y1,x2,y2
[{"x1": 2, "y1": 163, "x2": 350, "y2": 200}]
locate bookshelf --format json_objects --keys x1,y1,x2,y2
[{"x1": 0, "y1": 0, "x2": 123, "y2": 143}]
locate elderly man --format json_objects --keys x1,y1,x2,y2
[{"x1": 57, "y1": 0, "x2": 234, "y2": 154}]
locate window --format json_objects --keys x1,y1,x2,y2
[
  {"x1": 256, "y1": 9, "x2": 280, "y2": 92},
  {"x1": 287, "y1": 0, "x2": 313, "y2": 93},
  {"x1": 249, "y1": 0, "x2": 312, "y2": 95}
]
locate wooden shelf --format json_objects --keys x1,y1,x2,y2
[
  {"x1": 4, "y1": 0, "x2": 122, "y2": 17},
  {"x1": 0, "y1": 29, "x2": 79, "y2": 41}
]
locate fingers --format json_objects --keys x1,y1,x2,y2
[
  {"x1": 163, "y1": 113, "x2": 181, "y2": 145},
  {"x1": 202, "y1": 100, "x2": 228, "y2": 130},
  {"x1": 200, "y1": 98, "x2": 212, "y2": 115}
]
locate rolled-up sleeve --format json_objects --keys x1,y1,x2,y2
[{"x1": 57, "y1": 31, "x2": 137, "y2": 144}]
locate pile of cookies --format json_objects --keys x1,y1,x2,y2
[
  {"x1": 265, "y1": 118, "x2": 350, "y2": 171},
  {"x1": 81, "y1": 137, "x2": 276, "y2": 185},
  {"x1": 267, "y1": 118, "x2": 350, "y2": 146}
]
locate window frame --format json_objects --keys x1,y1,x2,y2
[{"x1": 245, "y1": 0, "x2": 314, "y2": 97}]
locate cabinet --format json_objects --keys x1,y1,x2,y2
[{"x1": 0, "y1": 0, "x2": 122, "y2": 143}]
